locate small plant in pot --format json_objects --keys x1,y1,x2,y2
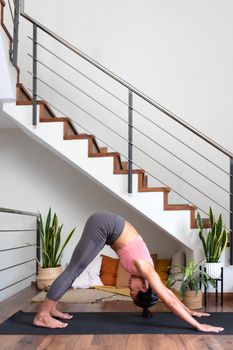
[
  {"x1": 197, "y1": 207, "x2": 228, "y2": 279},
  {"x1": 167, "y1": 260, "x2": 216, "y2": 309},
  {"x1": 36, "y1": 208, "x2": 76, "y2": 291}
]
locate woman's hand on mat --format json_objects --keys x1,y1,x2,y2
[
  {"x1": 196, "y1": 323, "x2": 224, "y2": 333},
  {"x1": 189, "y1": 311, "x2": 210, "y2": 317}
]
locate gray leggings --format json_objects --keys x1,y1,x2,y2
[{"x1": 46, "y1": 211, "x2": 125, "y2": 301}]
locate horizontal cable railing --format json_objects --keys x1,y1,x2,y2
[
  {"x1": 28, "y1": 39, "x2": 232, "y2": 177},
  {"x1": 26, "y1": 53, "x2": 231, "y2": 195},
  {"x1": 26, "y1": 62, "x2": 231, "y2": 215},
  {"x1": 0, "y1": 207, "x2": 40, "y2": 296}
]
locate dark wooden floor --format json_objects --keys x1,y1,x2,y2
[{"x1": 0, "y1": 285, "x2": 233, "y2": 350}]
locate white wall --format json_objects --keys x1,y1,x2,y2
[{"x1": 0, "y1": 128, "x2": 185, "y2": 300}]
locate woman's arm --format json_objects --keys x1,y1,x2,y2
[
  {"x1": 165, "y1": 286, "x2": 210, "y2": 317},
  {"x1": 135, "y1": 260, "x2": 224, "y2": 333}
]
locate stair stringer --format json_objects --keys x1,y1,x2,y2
[{"x1": 3, "y1": 101, "x2": 202, "y2": 252}]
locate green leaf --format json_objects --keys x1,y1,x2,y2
[
  {"x1": 208, "y1": 225, "x2": 217, "y2": 262},
  {"x1": 199, "y1": 231, "x2": 207, "y2": 259},
  {"x1": 216, "y1": 214, "x2": 223, "y2": 239},
  {"x1": 55, "y1": 227, "x2": 76, "y2": 266},
  {"x1": 45, "y1": 208, "x2": 52, "y2": 240},
  {"x1": 196, "y1": 212, "x2": 203, "y2": 231},
  {"x1": 54, "y1": 225, "x2": 62, "y2": 263},
  {"x1": 209, "y1": 207, "x2": 214, "y2": 228}
]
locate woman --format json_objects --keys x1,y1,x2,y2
[{"x1": 33, "y1": 211, "x2": 224, "y2": 333}]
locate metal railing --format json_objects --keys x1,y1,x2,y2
[
  {"x1": 1, "y1": 1, "x2": 232, "y2": 264},
  {"x1": 0, "y1": 207, "x2": 40, "y2": 295}
]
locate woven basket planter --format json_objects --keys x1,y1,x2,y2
[
  {"x1": 183, "y1": 290, "x2": 202, "y2": 309},
  {"x1": 36, "y1": 265, "x2": 63, "y2": 291}
]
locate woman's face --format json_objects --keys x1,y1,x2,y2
[{"x1": 128, "y1": 275, "x2": 148, "y2": 299}]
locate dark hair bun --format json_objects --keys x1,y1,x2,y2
[{"x1": 133, "y1": 287, "x2": 159, "y2": 317}]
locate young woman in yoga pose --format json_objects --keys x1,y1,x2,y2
[{"x1": 33, "y1": 211, "x2": 224, "y2": 333}]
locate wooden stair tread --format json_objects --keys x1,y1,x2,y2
[
  {"x1": 139, "y1": 187, "x2": 170, "y2": 193},
  {"x1": 64, "y1": 134, "x2": 90, "y2": 140},
  {"x1": 16, "y1": 100, "x2": 44, "y2": 106},
  {"x1": 115, "y1": 169, "x2": 145, "y2": 175},
  {"x1": 165, "y1": 204, "x2": 197, "y2": 211},
  {"x1": 16, "y1": 83, "x2": 32, "y2": 101},
  {"x1": 40, "y1": 117, "x2": 70, "y2": 123},
  {"x1": 89, "y1": 151, "x2": 121, "y2": 157}
]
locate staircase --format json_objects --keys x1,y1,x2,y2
[
  {"x1": 1, "y1": 0, "x2": 232, "y2": 260},
  {"x1": 2, "y1": 84, "x2": 209, "y2": 251}
]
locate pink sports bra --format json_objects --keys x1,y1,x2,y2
[{"x1": 116, "y1": 235, "x2": 154, "y2": 276}]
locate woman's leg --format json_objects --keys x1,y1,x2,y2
[{"x1": 33, "y1": 214, "x2": 110, "y2": 328}]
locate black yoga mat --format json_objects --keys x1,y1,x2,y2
[{"x1": 0, "y1": 311, "x2": 232, "y2": 335}]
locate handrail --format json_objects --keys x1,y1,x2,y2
[
  {"x1": 20, "y1": 11, "x2": 233, "y2": 159},
  {"x1": 0, "y1": 207, "x2": 38, "y2": 217}
]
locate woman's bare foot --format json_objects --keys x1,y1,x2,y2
[
  {"x1": 51, "y1": 309, "x2": 73, "y2": 320},
  {"x1": 33, "y1": 313, "x2": 68, "y2": 329}
]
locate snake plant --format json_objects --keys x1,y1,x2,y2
[
  {"x1": 197, "y1": 207, "x2": 228, "y2": 263},
  {"x1": 39, "y1": 208, "x2": 76, "y2": 268}
]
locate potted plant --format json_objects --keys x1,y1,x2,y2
[
  {"x1": 167, "y1": 260, "x2": 216, "y2": 309},
  {"x1": 36, "y1": 208, "x2": 76, "y2": 290},
  {"x1": 197, "y1": 207, "x2": 228, "y2": 279}
]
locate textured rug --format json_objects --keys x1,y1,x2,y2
[
  {"x1": 0, "y1": 311, "x2": 232, "y2": 335},
  {"x1": 31, "y1": 288, "x2": 131, "y2": 303},
  {"x1": 94, "y1": 286, "x2": 130, "y2": 296}
]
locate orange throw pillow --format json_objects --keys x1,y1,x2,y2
[
  {"x1": 100, "y1": 255, "x2": 119, "y2": 286},
  {"x1": 156, "y1": 259, "x2": 171, "y2": 285},
  {"x1": 116, "y1": 263, "x2": 130, "y2": 288}
]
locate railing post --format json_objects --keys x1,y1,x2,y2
[
  {"x1": 12, "y1": 0, "x2": 20, "y2": 66},
  {"x1": 128, "y1": 90, "x2": 133, "y2": 193},
  {"x1": 36, "y1": 215, "x2": 40, "y2": 274},
  {"x1": 32, "y1": 23, "x2": 37, "y2": 126},
  {"x1": 230, "y1": 158, "x2": 233, "y2": 264}
]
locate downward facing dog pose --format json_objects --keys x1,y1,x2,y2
[{"x1": 34, "y1": 211, "x2": 224, "y2": 332}]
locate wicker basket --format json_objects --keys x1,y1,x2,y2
[
  {"x1": 36, "y1": 265, "x2": 63, "y2": 291},
  {"x1": 183, "y1": 290, "x2": 202, "y2": 309}
]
